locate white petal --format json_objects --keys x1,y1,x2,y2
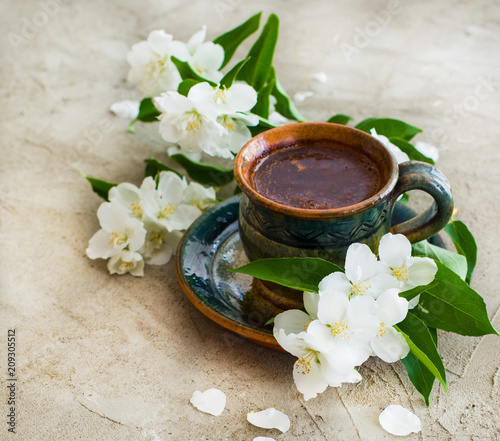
[
  {"x1": 147, "y1": 30, "x2": 174, "y2": 55},
  {"x1": 303, "y1": 291, "x2": 319, "y2": 319},
  {"x1": 273, "y1": 328, "x2": 307, "y2": 359},
  {"x1": 312, "y1": 72, "x2": 328, "y2": 83},
  {"x1": 415, "y1": 141, "x2": 439, "y2": 162},
  {"x1": 404, "y1": 257, "x2": 437, "y2": 291},
  {"x1": 319, "y1": 350, "x2": 363, "y2": 386},
  {"x1": 247, "y1": 408, "x2": 290, "y2": 433},
  {"x1": 345, "y1": 243, "x2": 378, "y2": 283},
  {"x1": 304, "y1": 320, "x2": 335, "y2": 353},
  {"x1": 388, "y1": 143, "x2": 410, "y2": 164},
  {"x1": 110, "y1": 100, "x2": 140, "y2": 121},
  {"x1": 407, "y1": 294, "x2": 420, "y2": 309},
  {"x1": 318, "y1": 272, "x2": 351, "y2": 296},
  {"x1": 378, "y1": 233, "x2": 411, "y2": 269},
  {"x1": 190, "y1": 388, "x2": 226, "y2": 416},
  {"x1": 157, "y1": 171, "x2": 186, "y2": 205},
  {"x1": 369, "y1": 273, "x2": 400, "y2": 298},
  {"x1": 317, "y1": 291, "x2": 348, "y2": 325},
  {"x1": 374, "y1": 289, "x2": 409, "y2": 326},
  {"x1": 293, "y1": 355, "x2": 329, "y2": 401},
  {"x1": 187, "y1": 81, "x2": 216, "y2": 103},
  {"x1": 371, "y1": 327, "x2": 410, "y2": 363},
  {"x1": 253, "y1": 437, "x2": 276, "y2": 441},
  {"x1": 274, "y1": 310, "x2": 311, "y2": 336},
  {"x1": 97, "y1": 202, "x2": 130, "y2": 232},
  {"x1": 379, "y1": 405, "x2": 421, "y2": 436},
  {"x1": 192, "y1": 42, "x2": 224, "y2": 73},
  {"x1": 86, "y1": 229, "x2": 118, "y2": 259},
  {"x1": 223, "y1": 83, "x2": 258, "y2": 114},
  {"x1": 293, "y1": 91, "x2": 313, "y2": 103},
  {"x1": 187, "y1": 25, "x2": 207, "y2": 53}
]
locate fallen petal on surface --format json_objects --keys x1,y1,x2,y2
[
  {"x1": 379, "y1": 405, "x2": 421, "y2": 436},
  {"x1": 247, "y1": 408, "x2": 291, "y2": 433},
  {"x1": 190, "y1": 388, "x2": 226, "y2": 416}
]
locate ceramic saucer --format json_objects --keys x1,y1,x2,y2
[{"x1": 175, "y1": 195, "x2": 445, "y2": 352}]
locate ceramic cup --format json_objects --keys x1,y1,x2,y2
[{"x1": 234, "y1": 122, "x2": 454, "y2": 270}]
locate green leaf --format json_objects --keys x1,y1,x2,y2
[
  {"x1": 231, "y1": 257, "x2": 343, "y2": 292},
  {"x1": 248, "y1": 117, "x2": 276, "y2": 137},
  {"x1": 220, "y1": 57, "x2": 250, "y2": 88},
  {"x1": 233, "y1": 184, "x2": 242, "y2": 195},
  {"x1": 397, "y1": 312, "x2": 447, "y2": 392},
  {"x1": 237, "y1": 13, "x2": 279, "y2": 91},
  {"x1": 399, "y1": 192, "x2": 410, "y2": 205},
  {"x1": 79, "y1": 170, "x2": 117, "y2": 201},
  {"x1": 444, "y1": 220, "x2": 477, "y2": 284},
  {"x1": 144, "y1": 158, "x2": 181, "y2": 179},
  {"x1": 136, "y1": 97, "x2": 161, "y2": 122},
  {"x1": 401, "y1": 324, "x2": 439, "y2": 405},
  {"x1": 269, "y1": 67, "x2": 305, "y2": 122},
  {"x1": 412, "y1": 240, "x2": 467, "y2": 280},
  {"x1": 178, "y1": 79, "x2": 200, "y2": 97},
  {"x1": 355, "y1": 118, "x2": 422, "y2": 141},
  {"x1": 327, "y1": 114, "x2": 352, "y2": 125},
  {"x1": 389, "y1": 137, "x2": 435, "y2": 164},
  {"x1": 170, "y1": 153, "x2": 234, "y2": 187},
  {"x1": 252, "y1": 77, "x2": 275, "y2": 119},
  {"x1": 412, "y1": 261, "x2": 499, "y2": 336},
  {"x1": 213, "y1": 12, "x2": 262, "y2": 69},
  {"x1": 171, "y1": 56, "x2": 216, "y2": 85}
]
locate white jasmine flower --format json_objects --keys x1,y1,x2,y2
[
  {"x1": 378, "y1": 233, "x2": 438, "y2": 292},
  {"x1": 142, "y1": 171, "x2": 202, "y2": 232},
  {"x1": 369, "y1": 289, "x2": 410, "y2": 363},
  {"x1": 127, "y1": 30, "x2": 190, "y2": 96},
  {"x1": 318, "y1": 243, "x2": 398, "y2": 300},
  {"x1": 188, "y1": 82, "x2": 257, "y2": 115},
  {"x1": 107, "y1": 250, "x2": 144, "y2": 276},
  {"x1": 186, "y1": 26, "x2": 224, "y2": 83},
  {"x1": 370, "y1": 128, "x2": 410, "y2": 164},
  {"x1": 247, "y1": 408, "x2": 290, "y2": 433},
  {"x1": 182, "y1": 182, "x2": 217, "y2": 211},
  {"x1": 187, "y1": 82, "x2": 258, "y2": 157},
  {"x1": 190, "y1": 388, "x2": 226, "y2": 416},
  {"x1": 309, "y1": 291, "x2": 379, "y2": 365},
  {"x1": 86, "y1": 202, "x2": 147, "y2": 260},
  {"x1": 379, "y1": 405, "x2": 421, "y2": 436},
  {"x1": 108, "y1": 177, "x2": 156, "y2": 219},
  {"x1": 274, "y1": 294, "x2": 362, "y2": 400},
  {"x1": 154, "y1": 91, "x2": 226, "y2": 155},
  {"x1": 415, "y1": 141, "x2": 439, "y2": 162},
  {"x1": 110, "y1": 100, "x2": 140, "y2": 121},
  {"x1": 140, "y1": 221, "x2": 182, "y2": 265}
]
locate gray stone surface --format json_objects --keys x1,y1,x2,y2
[{"x1": 1, "y1": 0, "x2": 500, "y2": 440}]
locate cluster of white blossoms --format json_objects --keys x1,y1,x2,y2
[
  {"x1": 124, "y1": 27, "x2": 262, "y2": 159},
  {"x1": 86, "y1": 171, "x2": 216, "y2": 276},
  {"x1": 154, "y1": 82, "x2": 259, "y2": 159},
  {"x1": 273, "y1": 233, "x2": 438, "y2": 400}
]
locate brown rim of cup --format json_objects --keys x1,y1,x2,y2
[{"x1": 234, "y1": 122, "x2": 399, "y2": 220}]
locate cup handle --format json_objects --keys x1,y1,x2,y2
[{"x1": 389, "y1": 161, "x2": 454, "y2": 243}]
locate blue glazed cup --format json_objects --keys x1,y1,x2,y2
[{"x1": 234, "y1": 122, "x2": 454, "y2": 269}]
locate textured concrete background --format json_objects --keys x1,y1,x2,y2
[{"x1": 1, "y1": 0, "x2": 500, "y2": 440}]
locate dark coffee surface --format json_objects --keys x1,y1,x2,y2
[{"x1": 252, "y1": 144, "x2": 382, "y2": 209}]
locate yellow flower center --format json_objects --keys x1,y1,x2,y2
[
  {"x1": 393, "y1": 265, "x2": 410, "y2": 282},
  {"x1": 119, "y1": 260, "x2": 134, "y2": 272},
  {"x1": 295, "y1": 350, "x2": 316, "y2": 376},
  {"x1": 151, "y1": 233, "x2": 164, "y2": 249},
  {"x1": 108, "y1": 232, "x2": 127, "y2": 246},
  {"x1": 220, "y1": 114, "x2": 236, "y2": 132},
  {"x1": 214, "y1": 87, "x2": 227, "y2": 104},
  {"x1": 184, "y1": 111, "x2": 202, "y2": 131},
  {"x1": 331, "y1": 320, "x2": 349, "y2": 339},
  {"x1": 377, "y1": 322, "x2": 387, "y2": 338},
  {"x1": 129, "y1": 201, "x2": 143, "y2": 218},
  {"x1": 303, "y1": 320, "x2": 312, "y2": 332},
  {"x1": 159, "y1": 203, "x2": 175, "y2": 219},
  {"x1": 350, "y1": 280, "x2": 371, "y2": 297}
]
